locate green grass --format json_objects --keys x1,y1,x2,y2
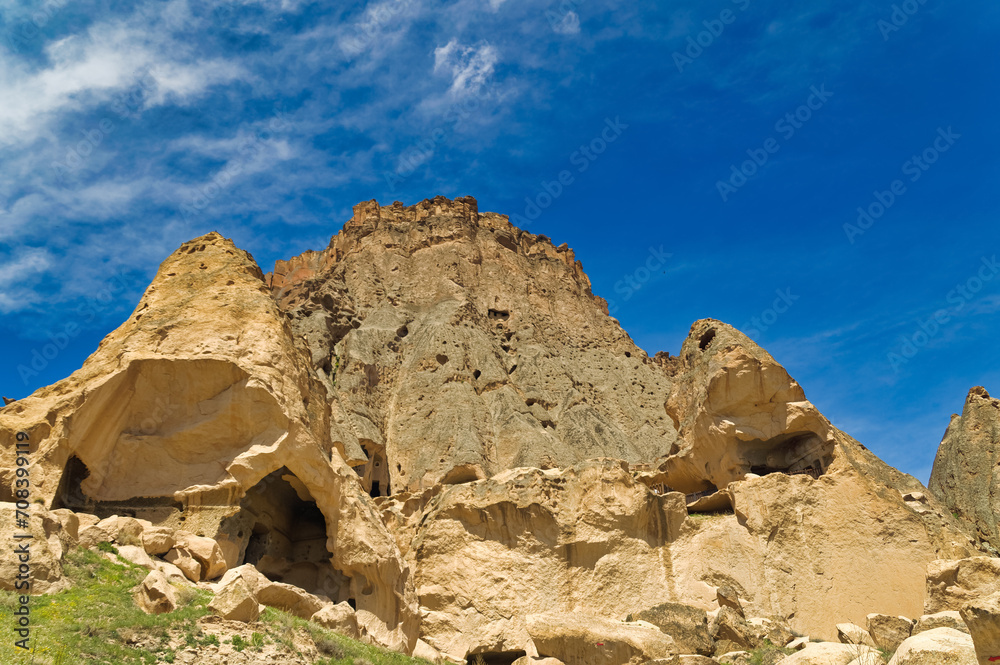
[
  {"x1": 748, "y1": 640, "x2": 796, "y2": 665},
  {"x1": 0, "y1": 547, "x2": 435, "y2": 665}
]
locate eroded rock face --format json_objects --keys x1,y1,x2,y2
[
  {"x1": 266, "y1": 196, "x2": 679, "y2": 494},
  {"x1": 0, "y1": 232, "x2": 417, "y2": 651},
  {"x1": 930, "y1": 388, "x2": 1000, "y2": 552}
]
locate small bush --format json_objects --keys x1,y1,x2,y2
[
  {"x1": 251, "y1": 632, "x2": 265, "y2": 648},
  {"x1": 232, "y1": 634, "x2": 248, "y2": 652},
  {"x1": 97, "y1": 541, "x2": 119, "y2": 554}
]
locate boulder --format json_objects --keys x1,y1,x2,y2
[
  {"x1": 526, "y1": 612, "x2": 676, "y2": 665},
  {"x1": 712, "y1": 608, "x2": 754, "y2": 649},
  {"x1": 867, "y1": 615, "x2": 915, "y2": 653},
  {"x1": 155, "y1": 560, "x2": 192, "y2": 586},
  {"x1": 926, "y1": 559, "x2": 1000, "y2": 614},
  {"x1": 718, "y1": 587, "x2": 745, "y2": 618},
  {"x1": 915, "y1": 613, "x2": 970, "y2": 636},
  {"x1": 78, "y1": 525, "x2": 113, "y2": 549},
  {"x1": 749, "y1": 618, "x2": 796, "y2": 650},
  {"x1": 142, "y1": 526, "x2": 176, "y2": 556},
  {"x1": 311, "y1": 602, "x2": 360, "y2": 639},
  {"x1": 96, "y1": 515, "x2": 145, "y2": 546},
  {"x1": 134, "y1": 570, "x2": 177, "y2": 614},
  {"x1": 929, "y1": 388, "x2": 1000, "y2": 551},
  {"x1": 116, "y1": 545, "x2": 155, "y2": 569},
  {"x1": 680, "y1": 657, "x2": 721, "y2": 665},
  {"x1": 209, "y1": 573, "x2": 260, "y2": 622},
  {"x1": 782, "y1": 642, "x2": 879, "y2": 665},
  {"x1": 887, "y1": 628, "x2": 977, "y2": 665},
  {"x1": 257, "y1": 581, "x2": 327, "y2": 620},
  {"x1": 165, "y1": 547, "x2": 202, "y2": 583},
  {"x1": 0, "y1": 503, "x2": 71, "y2": 594},
  {"x1": 173, "y1": 531, "x2": 227, "y2": 581},
  {"x1": 788, "y1": 638, "x2": 810, "y2": 651},
  {"x1": 959, "y1": 591, "x2": 1000, "y2": 665},
  {"x1": 718, "y1": 653, "x2": 751, "y2": 665},
  {"x1": 50, "y1": 509, "x2": 81, "y2": 543},
  {"x1": 514, "y1": 658, "x2": 568, "y2": 665},
  {"x1": 838, "y1": 624, "x2": 877, "y2": 648},
  {"x1": 633, "y1": 602, "x2": 715, "y2": 655}
]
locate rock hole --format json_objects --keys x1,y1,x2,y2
[
  {"x1": 625, "y1": 351, "x2": 631, "y2": 358},
  {"x1": 397, "y1": 325, "x2": 408, "y2": 338},
  {"x1": 436, "y1": 354, "x2": 448, "y2": 365},
  {"x1": 699, "y1": 329, "x2": 717, "y2": 350},
  {"x1": 473, "y1": 370, "x2": 481, "y2": 379}
]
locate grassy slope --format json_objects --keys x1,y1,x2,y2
[{"x1": 0, "y1": 547, "x2": 432, "y2": 665}]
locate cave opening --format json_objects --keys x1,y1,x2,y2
[
  {"x1": 52, "y1": 455, "x2": 91, "y2": 511},
  {"x1": 740, "y1": 433, "x2": 835, "y2": 479},
  {"x1": 359, "y1": 443, "x2": 391, "y2": 498},
  {"x1": 219, "y1": 467, "x2": 335, "y2": 595},
  {"x1": 465, "y1": 650, "x2": 527, "y2": 665},
  {"x1": 51, "y1": 454, "x2": 185, "y2": 520}
]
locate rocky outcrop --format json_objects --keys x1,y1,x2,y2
[
  {"x1": 0, "y1": 232, "x2": 417, "y2": 652},
  {"x1": 930, "y1": 388, "x2": 1000, "y2": 553},
  {"x1": 265, "y1": 196, "x2": 679, "y2": 493},
  {"x1": 960, "y1": 591, "x2": 1000, "y2": 665},
  {"x1": 925, "y1": 558, "x2": 1000, "y2": 614},
  {"x1": 525, "y1": 612, "x2": 677, "y2": 665}
]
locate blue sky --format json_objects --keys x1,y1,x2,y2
[{"x1": 0, "y1": 0, "x2": 997, "y2": 483}]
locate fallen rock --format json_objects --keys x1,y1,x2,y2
[
  {"x1": 514, "y1": 658, "x2": 569, "y2": 665},
  {"x1": 887, "y1": 628, "x2": 977, "y2": 665},
  {"x1": 165, "y1": 546, "x2": 202, "y2": 583},
  {"x1": 526, "y1": 612, "x2": 676, "y2": 665},
  {"x1": 155, "y1": 560, "x2": 192, "y2": 586},
  {"x1": 749, "y1": 618, "x2": 795, "y2": 650},
  {"x1": 867, "y1": 615, "x2": 914, "y2": 653},
  {"x1": 633, "y1": 602, "x2": 715, "y2": 655},
  {"x1": 78, "y1": 525, "x2": 113, "y2": 549},
  {"x1": 0, "y1": 503, "x2": 71, "y2": 594},
  {"x1": 915, "y1": 613, "x2": 970, "y2": 636},
  {"x1": 96, "y1": 515, "x2": 145, "y2": 546},
  {"x1": 718, "y1": 653, "x2": 751, "y2": 665},
  {"x1": 925, "y1": 559, "x2": 1000, "y2": 614},
  {"x1": 680, "y1": 656, "x2": 721, "y2": 665},
  {"x1": 209, "y1": 572, "x2": 261, "y2": 622},
  {"x1": 787, "y1": 638, "x2": 810, "y2": 651},
  {"x1": 134, "y1": 570, "x2": 177, "y2": 614},
  {"x1": 782, "y1": 642, "x2": 879, "y2": 665},
  {"x1": 959, "y1": 591, "x2": 1000, "y2": 665},
  {"x1": 173, "y1": 532, "x2": 227, "y2": 581},
  {"x1": 718, "y1": 587, "x2": 745, "y2": 618},
  {"x1": 838, "y1": 623, "x2": 877, "y2": 648},
  {"x1": 310, "y1": 602, "x2": 360, "y2": 639},
  {"x1": 142, "y1": 526, "x2": 176, "y2": 556},
  {"x1": 712, "y1": 608, "x2": 754, "y2": 649},
  {"x1": 50, "y1": 509, "x2": 81, "y2": 543},
  {"x1": 116, "y1": 544, "x2": 155, "y2": 569}
]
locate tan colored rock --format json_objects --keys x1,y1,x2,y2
[
  {"x1": 209, "y1": 572, "x2": 260, "y2": 622},
  {"x1": 925, "y1": 559, "x2": 1000, "y2": 614},
  {"x1": 174, "y1": 531, "x2": 227, "y2": 580},
  {"x1": 0, "y1": 503, "x2": 71, "y2": 594},
  {"x1": 155, "y1": 560, "x2": 192, "y2": 586},
  {"x1": 96, "y1": 515, "x2": 145, "y2": 546},
  {"x1": 929, "y1": 388, "x2": 1000, "y2": 551},
  {"x1": 960, "y1": 591, "x2": 1000, "y2": 665},
  {"x1": 887, "y1": 628, "x2": 977, "y2": 665},
  {"x1": 311, "y1": 602, "x2": 361, "y2": 639},
  {"x1": 116, "y1": 544, "x2": 155, "y2": 569},
  {"x1": 718, "y1": 653, "x2": 751, "y2": 665},
  {"x1": 411, "y1": 638, "x2": 446, "y2": 663},
  {"x1": 514, "y1": 658, "x2": 567, "y2": 665},
  {"x1": 838, "y1": 624, "x2": 877, "y2": 648},
  {"x1": 632, "y1": 602, "x2": 714, "y2": 655},
  {"x1": 165, "y1": 547, "x2": 202, "y2": 582},
  {"x1": 748, "y1": 618, "x2": 795, "y2": 651},
  {"x1": 788, "y1": 638, "x2": 810, "y2": 651},
  {"x1": 915, "y1": 613, "x2": 970, "y2": 636},
  {"x1": 718, "y1": 587, "x2": 745, "y2": 618},
  {"x1": 680, "y1": 656, "x2": 721, "y2": 665},
  {"x1": 526, "y1": 612, "x2": 676, "y2": 665},
  {"x1": 134, "y1": 569, "x2": 177, "y2": 614},
  {"x1": 408, "y1": 460, "x2": 687, "y2": 658},
  {"x1": 0, "y1": 230, "x2": 417, "y2": 652},
  {"x1": 50, "y1": 509, "x2": 81, "y2": 543},
  {"x1": 867, "y1": 615, "x2": 914, "y2": 653},
  {"x1": 78, "y1": 525, "x2": 113, "y2": 549},
  {"x1": 712, "y1": 608, "x2": 754, "y2": 649},
  {"x1": 782, "y1": 642, "x2": 879, "y2": 665},
  {"x1": 142, "y1": 526, "x2": 176, "y2": 556}
]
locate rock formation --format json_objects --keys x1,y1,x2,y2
[
  {"x1": 930, "y1": 387, "x2": 1000, "y2": 553},
  {"x1": 0, "y1": 195, "x2": 990, "y2": 663}
]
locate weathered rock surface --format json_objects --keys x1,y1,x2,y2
[
  {"x1": 867, "y1": 614, "x2": 914, "y2": 653},
  {"x1": 525, "y1": 612, "x2": 677, "y2": 665},
  {"x1": 929, "y1": 388, "x2": 1000, "y2": 552},
  {"x1": 915, "y1": 613, "x2": 970, "y2": 636},
  {"x1": 887, "y1": 628, "x2": 977, "y2": 665},
  {"x1": 633, "y1": 602, "x2": 714, "y2": 655},
  {"x1": 209, "y1": 572, "x2": 260, "y2": 622},
  {"x1": 0, "y1": 231, "x2": 416, "y2": 650},
  {"x1": 838, "y1": 623, "x2": 877, "y2": 647},
  {"x1": 134, "y1": 569, "x2": 178, "y2": 614},
  {"x1": 960, "y1": 591, "x2": 1000, "y2": 665},
  {"x1": 0, "y1": 503, "x2": 71, "y2": 594},
  {"x1": 781, "y1": 642, "x2": 878, "y2": 665},
  {"x1": 925, "y1": 559, "x2": 1000, "y2": 614},
  {"x1": 311, "y1": 601, "x2": 361, "y2": 639}
]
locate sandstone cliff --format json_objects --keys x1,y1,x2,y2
[
  {"x1": 930, "y1": 387, "x2": 1000, "y2": 553},
  {"x1": 0, "y1": 195, "x2": 985, "y2": 662}
]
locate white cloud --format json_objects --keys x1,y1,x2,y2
[
  {"x1": 0, "y1": 248, "x2": 53, "y2": 313},
  {"x1": 433, "y1": 39, "x2": 498, "y2": 98},
  {"x1": 551, "y1": 11, "x2": 581, "y2": 35}
]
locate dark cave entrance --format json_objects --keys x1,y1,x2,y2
[
  {"x1": 357, "y1": 442, "x2": 391, "y2": 498},
  {"x1": 52, "y1": 455, "x2": 90, "y2": 511},
  {"x1": 219, "y1": 467, "x2": 338, "y2": 595},
  {"x1": 740, "y1": 433, "x2": 835, "y2": 479},
  {"x1": 465, "y1": 650, "x2": 527, "y2": 665},
  {"x1": 50, "y1": 454, "x2": 184, "y2": 520}
]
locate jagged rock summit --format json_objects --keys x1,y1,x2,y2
[{"x1": 0, "y1": 195, "x2": 990, "y2": 664}]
